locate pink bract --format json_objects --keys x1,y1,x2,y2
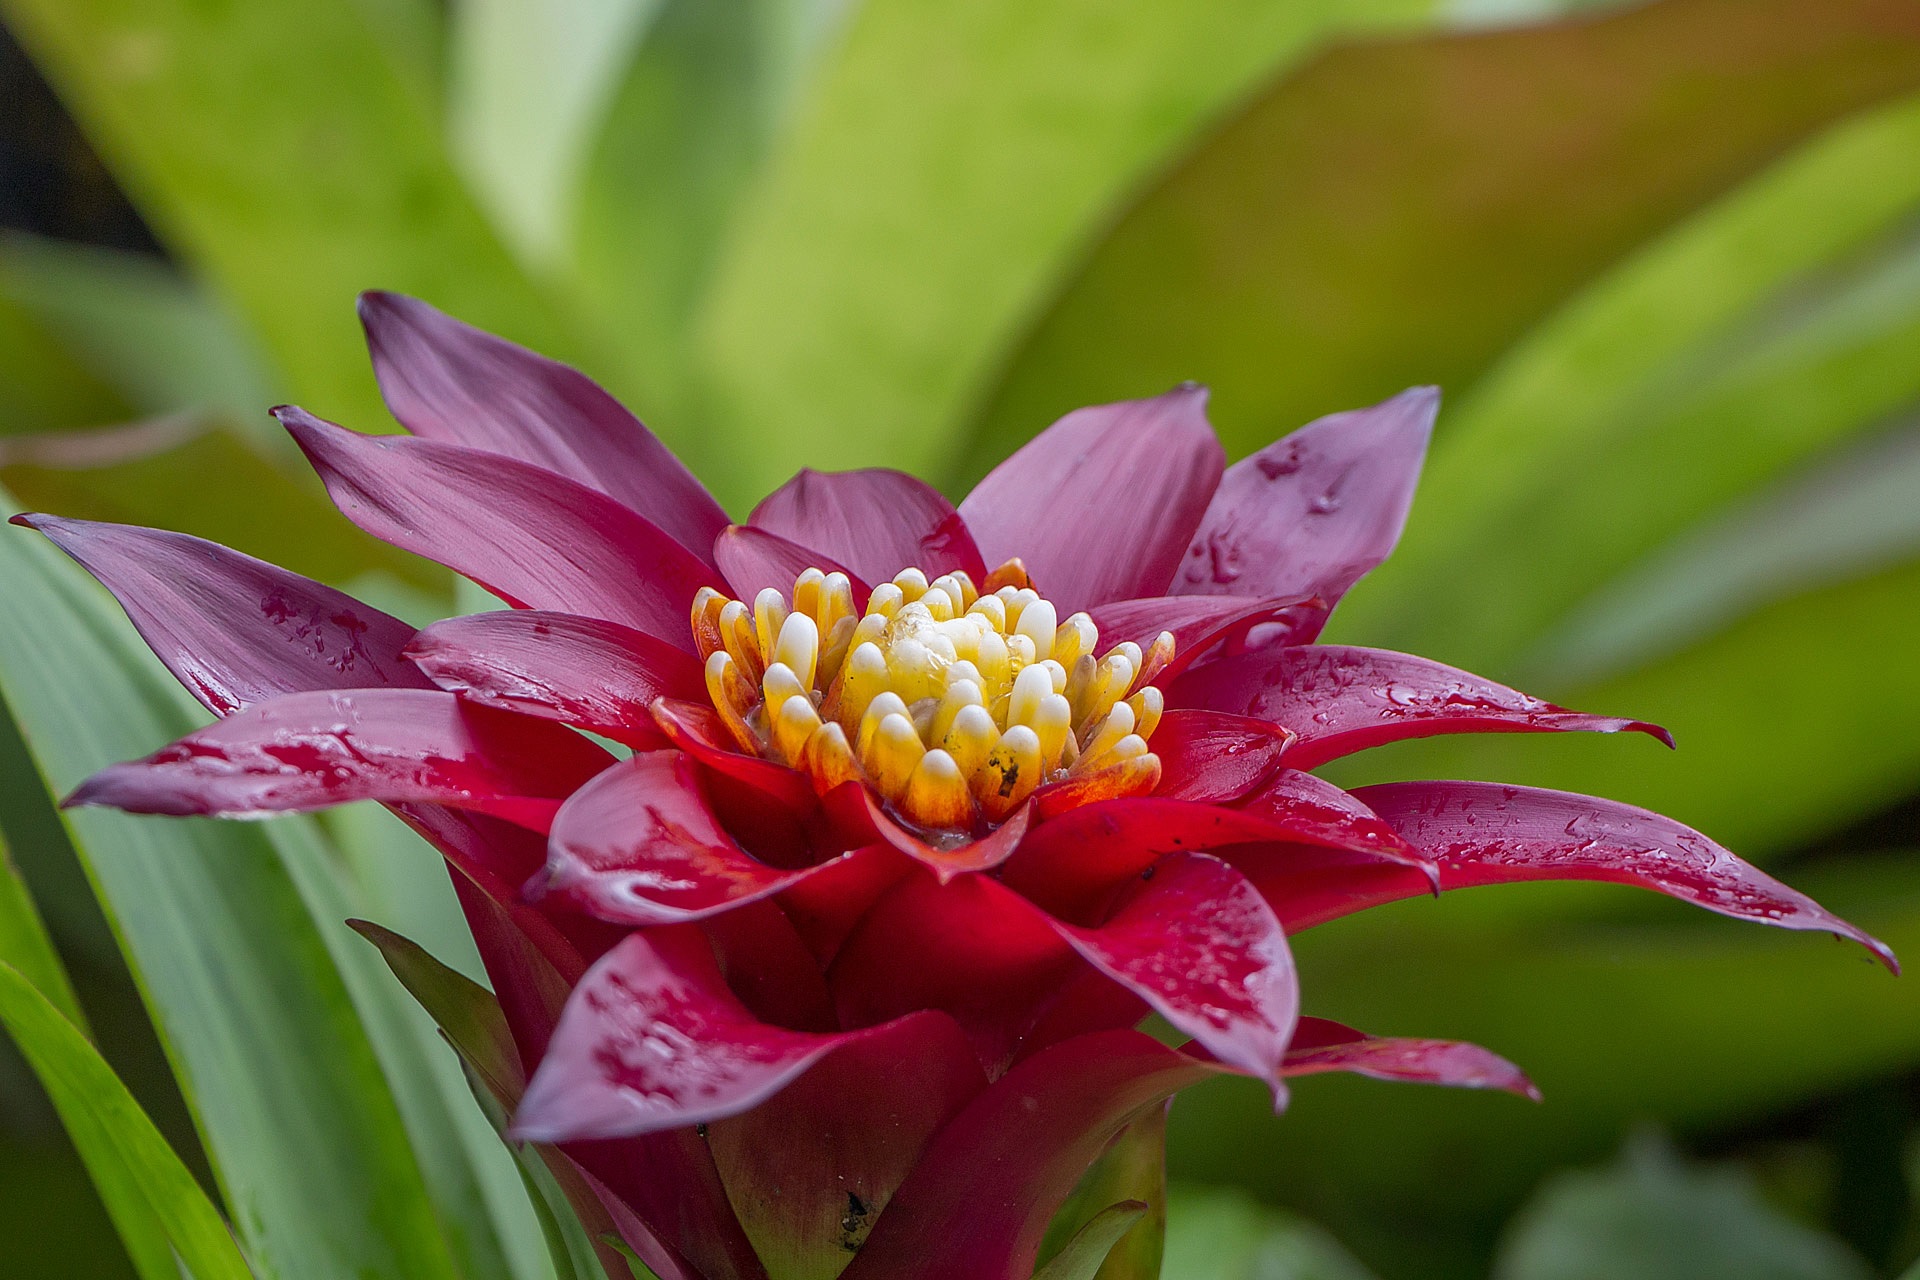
[{"x1": 17, "y1": 294, "x2": 1892, "y2": 1280}]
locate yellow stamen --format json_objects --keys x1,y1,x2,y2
[{"x1": 695, "y1": 563, "x2": 1170, "y2": 831}]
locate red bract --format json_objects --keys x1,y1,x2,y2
[{"x1": 20, "y1": 294, "x2": 1893, "y2": 1280}]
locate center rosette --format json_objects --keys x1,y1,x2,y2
[{"x1": 693, "y1": 560, "x2": 1172, "y2": 832}]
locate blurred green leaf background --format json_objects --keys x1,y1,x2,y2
[{"x1": 1, "y1": 0, "x2": 1917, "y2": 1276}]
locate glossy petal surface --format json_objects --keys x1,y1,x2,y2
[
  {"x1": 1049, "y1": 853, "x2": 1297, "y2": 1083},
  {"x1": 406, "y1": 610, "x2": 702, "y2": 748},
  {"x1": 1151, "y1": 710, "x2": 1293, "y2": 803},
  {"x1": 15, "y1": 515, "x2": 428, "y2": 713},
  {"x1": 707, "y1": 1013, "x2": 983, "y2": 1276},
  {"x1": 282, "y1": 407, "x2": 718, "y2": 642},
  {"x1": 512, "y1": 927, "x2": 958, "y2": 1141},
  {"x1": 842, "y1": 1030, "x2": 1215, "y2": 1280},
  {"x1": 359, "y1": 291, "x2": 729, "y2": 559},
  {"x1": 1358, "y1": 782, "x2": 1896, "y2": 967},
  {"x1": 1008, "y1": 777, "x2": 1417, "y2": 921},
  {"x1": 1089, "y1": 592, "x2": 1328, "y2": 684},
  {"x1": 67, "y1": 689, "x2": 611, "y2": 831},
  {"x1": 959, "y1": 386, "x2": 1225, "y2": 612},
  {"x1": 1176, "y1": 387, "x2": 1437, "y2": 605},
  {"x1": 539, "y1": 752, "x2": 849, "y2": 926},
  {"x1": 1170, "y1": 643, "x2": 1669, "y2": 769},
  {"x1": 712, "y1": 524, "x2": 871, "y2": 605},
  {"x1": 1281, "y1": 1017, "x2": 1538, "y2": 1099},
  {"x1": 748, "y1": 467, "x2": 987, "y2": 583}
]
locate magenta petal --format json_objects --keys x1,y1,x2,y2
[
  {"x1": 406, "y1": 611, "x2": 702, "y2": 748},
  {"x1": 280, "y1": 407, "x2": 718, "y2": 645},
  {"x1": 828, "y1": 869, "x2": 1084, "y2": 1073},
  {"x1": 1048, "y1": 852, "x2": 1296, "y2": 1083},
  {"x1": 712, "y1": 524, "x2": 872, "y2": 605},
  {"x1": 706, "y1": 1009, "x2": 984, "y2": 1272},
  {"x1": 538, "y1": 752, "x2": 853, "y2": 926},
  {"x1": 13, "y1": 515, "x2": 429, "y2": 713},
  {"x1": 1152, "y1": 710, "x2": 1293, "y2": 803},
  {"x1": 840, "y1": 1030, "x2": 1217, "y2": 1280},
  {"x1": 1091, "y1": 593, "x2": 1328, "y2": 682},
  {"x1": 826, "y1": 782, "x2": 1033, "y2": 881},
  {"x1": 1005, "y1": 781, "x2": 1418, "y2": 921},
  {"x1": 1175, "y1": 386, "x2": 1437, "y2": 606},
  {"x1": 1282, "y1": 1017, "x2": 1538, "y2": 1099},
  {"x1": 748, "y1": 468, "x2": 987, "y2": 584},
  {"x1": 510, "y1": 927, "x2": 956, "y2": 1141},
  {"x1": 958, "y1": 386, "x2": 1226, "y2": 612},
  {"x1": 358, "y1": 292, "x2": 728, "y2": 562},
  {"x1": 1169, "y1": 644, "x2": 1670, "y2": 769},
  {"x1": 66, "y1": 689, "x2": 612, "y2": 831},
  {"x1": 1344, "y1": 782, "x2": 1897, "y2": 968}
]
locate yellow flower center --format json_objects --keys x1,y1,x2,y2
[{"x1": 691, "y1": 560, "x2": 1170, "y2": 833}]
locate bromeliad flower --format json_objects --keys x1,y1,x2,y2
[{"x1": 18, "y1": 293, "x2": 1893, "y2": 1280}]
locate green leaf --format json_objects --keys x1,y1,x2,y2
[
  {"x1": 1530, "y1": 411, "x2": 1920, "y2": 687},
  {"x1": 1039, "y1": 1105, "x2": 1169, "y2": 1280},
  {"x1": 0, "y1": 961, "x2": 254, "y2": 1280},
  {"x1": 0, "y1": 290, "x2": 129, "y2": 437},
  {"x1": 449, "y1": 0, "x2": 666, "y2": 267},
  {"x1": 1492, "y1": 1133, "x2": 1870, "y2": 1280},
  {"x1": 689, "y1": 0, "x2": 1448, "y2": 507},
  {"x1": 1160, "y1": 1186, "x2": 1379, "y2": 1280},
  {"x1": 348, "y1": 919, "x2": 524, "y2": 1106},
  {"x1": 1169, "y1": 856, "x2": 1920, "y2": 1276},
  {"x1": 0, "y1": 486, "x2": 468, "y2": 1280},
  {"x1": 0, "y1": 827, "x2": 86, "y2": 1034},
  {"x1": 1345, "y1": 84, "x2": 1920, "y2": 672},
  {"x1": 0, "y1": 0, "x2": 596, "y2": 443},
  {"x1": 1034, "y1": 1203, "x2": 1150, "y2": 1280},
  {"x1": 961, "y1": 0, "x2": 1920, "y2": 497},
  {"x1": 0, "y1": 233, "x2": 278, "y2": 438},
  {"x1": 566, "y1": 0, "x2": 832, "y2": 455}
]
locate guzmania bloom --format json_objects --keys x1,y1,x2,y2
[{"x1": 18, "y1": 293, "x2": 1894, "y2": 1280}]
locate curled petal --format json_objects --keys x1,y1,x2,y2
[
  {"x1": 1169, "y1": 644, "x2": 1669, "y2": 769},
  {"x1": 1175, "y1": 386, "x2": 1437, "y2": 608},
  {"x1": 407, "y1": 611, "x2": 702, "y2": 748},
  {"x1": 280, "y1": 407, "x2": 718, "y2": 644},
  {"x1": 511, "y1": 927, "x2": 963, "y2": 1141},
  {"x1": 748, "y1": 467, "x2": 987, "y2": 584},
  {"x1": 825, "y1": 781, "x2": 1032, "y2": 880},
  {"x1": 1151, "y1": 710, "x2": 1293, "y2": 803},
  {"x1": 66, "y1": 689, "x2": 612, "y2": 832},
  {"x1": 841, "y1": 1030, "x2": 1217, "y2": 1280},
  {"x1": 12, "y1": 515, "x2": 428, "y2": 713},
  {"x1": 712, "y1": 524, "x2": 872, "y2": 606},
  {"x1": 1282, "y1": 1017, "x2": 1538, "y2": 1099},
  {"x1": 538, "y1": 752, "x2": 865, "y2": 926},
  {"x1": 649, "y1": 698, "x2": 817, "y2": 817},
  {"x1": 959, "y1": 386, "x2": 1225, "y2": 613},
  {"x1": 1048, "y1": 852, "x2": 1296, "y2": 1084},
  {"x1": 358, "y1": 291, "x2": 728, "y2": 560}
]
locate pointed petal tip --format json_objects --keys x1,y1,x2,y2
[
  {"x1": 1635, "y1": 720, "x2": 1677, "y2": 749},
  {"x1": 8, "y1": 512, "x2": 47, "y2": 531}
]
